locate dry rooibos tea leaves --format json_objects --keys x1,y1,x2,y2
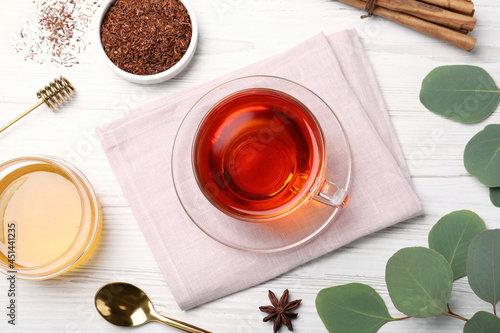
[
  {"x1": 100, "y1": 0, "x2": 192, "y2": 75},
  {"x1": 14, "y1": 0, "x2": 104, "y2": 67}
]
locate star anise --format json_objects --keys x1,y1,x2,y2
[{"x1": 259, "y1": 289, "x2": 302, "y2": 333}]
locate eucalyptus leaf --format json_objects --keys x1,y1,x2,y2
[
  {"x1": 316, "y1": 283, "x2": 393, "y2": 333},
  {"x1": 489, "y1": 187, "x2": 500, "y2": 207},
  {"x1": 386, "y1": 247, "x2": 453, "y2": 318},
  {"x1": 467, "y1": 229, "x2": 500, "y2": 307},
  {"x1": 428, "y1": 210, "x2": 486, "y2": 280},
  {"x1": 463, "y1": 311, "x2": 500, "y2": 333},
  {"x1": 420, "y1": 65, "x2": 500, "y2": 123},
  {"x1": 464, "y1": 125, "x2": 500, "y2": 187}
]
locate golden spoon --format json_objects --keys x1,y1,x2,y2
[{"x1": 95, "y1": 282, "x2": 212, "y2": 333}]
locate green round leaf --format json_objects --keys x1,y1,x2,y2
[
  {"x1": 386, "y1": 247, "x2": 453, "y2": 318},
  {"x1": 464, "y1": 311, "x2": 500, "y2": 333},
  {"x1": 420, "y1": 65, "x2": 500, "y2": 123},
  {"x1": 316, "y1": 283, "x2": 393, "y2": 333},
  {"x1": 428, "y1": 210, "x2": 486, "y2": 280},
  {"x1": 464, "y1": 125, "x2": 500, "y2": 187},
  {"x1": 467, "y1": 229, "x2": 500, "y2": 306},
  {"x1": 490, "y1": 187, "x2": 500, "y2": 207}
]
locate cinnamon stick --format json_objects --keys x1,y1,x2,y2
[
  {"x1": 338, "y1": 0, "x2": 476, "y2": 51},
  {"x1": 360, "y1": 0, "x2": 477, "y2": 31},
  {"x1": 418, "y1": 0, "x2": 475, "y2": 16}
]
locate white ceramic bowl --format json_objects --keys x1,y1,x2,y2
[{"x1": 95, "y1": 0, "x2": 198, "y2": 84}]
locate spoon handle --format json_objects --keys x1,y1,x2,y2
[{"x1": 150, "y1": 312, "x2": 212, "y2": 333}]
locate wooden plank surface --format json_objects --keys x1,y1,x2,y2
[{"x1": 1, "y1": 0, "x2": 499, "y2": 332}]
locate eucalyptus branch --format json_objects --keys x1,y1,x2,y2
[
  {"x1": 446, "y1": 303, "x2": 467, "y2": 321},
  {"x1": 316, "y1": 211, "x2": 500, "y2": 332},
  {"x1": 444, "y1": 311, "x2": 469, "y2": 322}
]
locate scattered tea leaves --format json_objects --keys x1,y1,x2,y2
[
  {"x1": 316, "y1": 283, "x2": 393, "y2": 333},
  {"x1": 489, "y1": 187, "x2": 500, "y2": 207},
  {"x1": 463, "y1": 311, "x2": 500, "y2": 333},
  {"x1": 13, "y1": 0, "x2": 104, "y2": 67},
  {"x1": 428, "y1": 210, "x2": 486, "y2": 280},
  {"x1": 420, "y1": 65, "x2": 500, "y2": 123},
  {"x1": 467, "y1": 229, "x2": 500, "y2": 307},
  {"x1": 386, "y1": 247, "x2": 453, "y2": 318},
  {"x1": 464, "y1": 125, "x2": 500, "y2": 187}
]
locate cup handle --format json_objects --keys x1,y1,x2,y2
[{"x1": 313, "y1": 180, "x2": 349, "y2": 208}]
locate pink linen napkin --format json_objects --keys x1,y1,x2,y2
[{"x1": 97, "y1": 29, "x2": 424, "y2": 310}]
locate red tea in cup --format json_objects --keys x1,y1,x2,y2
[{"x1": 193, "y1": 88, "x2": 326, "y2": 221}]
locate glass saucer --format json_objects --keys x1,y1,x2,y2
[{"x1": 172, "y1": 76, "x2": 351, "y2": 253}]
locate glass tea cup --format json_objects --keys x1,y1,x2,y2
[{"x1": 192, "y1": 77, "x2": 349, "y2": 223}]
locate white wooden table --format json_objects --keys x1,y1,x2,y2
[{"x1": 1, "y1": 1, "x2": 499, "y2": 332}]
